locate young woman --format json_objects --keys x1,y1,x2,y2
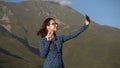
[{"x1": 37, "y1": 15, "x2": 90, "y2": 68}]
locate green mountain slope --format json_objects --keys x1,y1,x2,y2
[{"x1": 0, "y1": 0, "x2": 120, "y2": 68}]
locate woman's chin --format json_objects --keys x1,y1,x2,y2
[{"x1": 54, "y1": 29, "x2": 57, "y2": 32}]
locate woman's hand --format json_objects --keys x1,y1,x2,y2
[
  {"x1": 45, "y1": 32, "x2": 54, "y2": 41},
  {"x1": 85, "y1": 15, "x2": 90, "y2": 26}
]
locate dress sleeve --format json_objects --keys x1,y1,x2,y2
[
  {"x1": 62, "y1": 24, "x2": 88, "y2": 42},
  {"x1": 39, "y1": 38, "x2": 51, "y2": 58}
]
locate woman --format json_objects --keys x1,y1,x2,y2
[{"x1": 37, "y1": 15, "x2": 90, "y2": 68}]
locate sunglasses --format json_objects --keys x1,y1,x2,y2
[{"x1": 51, "y1": 23, "x2": 58, "y2": 25}]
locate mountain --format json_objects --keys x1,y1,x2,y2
[{"x1": 0, "y1": 0, "x2": 120, "y2": 68}]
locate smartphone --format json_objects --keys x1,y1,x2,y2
[{"x1": 85, "y1": 15, "x2": 90, "y2": 22}]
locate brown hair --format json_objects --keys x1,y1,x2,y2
[{"x1": 37, "y1": 18, "x2": 56, "y2": 37}]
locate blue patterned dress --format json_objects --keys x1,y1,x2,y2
[{"x1": 39, "y1": 25, "x2": 88, "y2": 68}]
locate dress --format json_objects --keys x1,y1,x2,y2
[{"x1": 39, "y1": 25, "x2": 88, "y2": 68}]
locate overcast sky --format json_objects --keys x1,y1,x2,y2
[{"x1": 3, "y1": 0, "x2": 120, "y2": 29}]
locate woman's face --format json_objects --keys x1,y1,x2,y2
[{"x1": 47, "y1": 19, "x2": 58, "y2": 32}]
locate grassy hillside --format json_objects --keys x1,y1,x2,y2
[{"x1": 0, "y1": 0, "x2": 120, "y2": 68}]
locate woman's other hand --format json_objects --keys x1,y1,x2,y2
[{"x1": 85, "y1": 15, "x2": 90, "y2": 26}]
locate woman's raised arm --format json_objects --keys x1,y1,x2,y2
[{"x1": 62, "y1": 15, "x2": 90, "y2": 42}]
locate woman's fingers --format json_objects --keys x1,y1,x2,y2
[
  {"x1": 85, "y1": 19, "x2": 90, "y2": 25},
  {"x1": 46, "y1": 33, "x2": 54, "y2": 41}
]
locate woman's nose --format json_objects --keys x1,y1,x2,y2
[{"x1": 55, "y1": 24, "x2": 58, "y2": 27}]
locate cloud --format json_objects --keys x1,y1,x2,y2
[{"x1": 42, "y1": 0, "x2": 71, "y2": 6}]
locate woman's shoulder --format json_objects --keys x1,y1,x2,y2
[
  {"x1": 39, "y1": 36, "x2": 63, "y2": 42},
  {"x1": 56, "y1": 35, "x2": 62, "y2": 38},
  {"x1": 39, "y1": 37, "x2": 46, "y2": 42},
  {"x1": 56, "y1": 35, "x2": 64, "y2": 40}
]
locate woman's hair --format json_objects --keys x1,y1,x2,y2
[{"x1": 37, "y1": 18, "x2": 56, "y2": 37}]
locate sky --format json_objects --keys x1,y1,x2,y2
[
  {"x1": 3, "y1": 0, "x2": 120, "y2": 29},
  {"x1": 69, "y1": 0, "x2": 120, "y2": 29}
]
